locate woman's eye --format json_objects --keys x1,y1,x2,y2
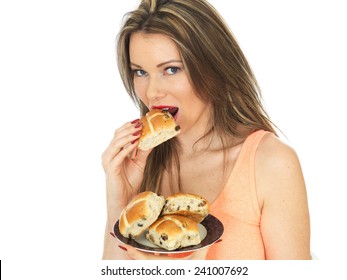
[
  {"x1": 165, "y1": 67, "x2": 181, "y2": 75},
  {"x1": 133, "y1": 69, "x2": 147, "y2": 77}
]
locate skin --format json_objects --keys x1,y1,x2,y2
[{"x1": 102, "y1": 32, "x2": 311, "y2": 260}]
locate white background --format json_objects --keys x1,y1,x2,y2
[{"x1": 1, "y1": 0, "x2": 346, "y2": 279}]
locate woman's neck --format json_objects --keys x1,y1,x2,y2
[{"x1": 176, "y1": 127, "x2": 224, "y2": 158}]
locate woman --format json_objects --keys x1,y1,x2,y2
[{"x1": 102, "y1": 0, "x2": 311, "y2": 260}]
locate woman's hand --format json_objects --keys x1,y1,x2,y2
[
  {"x1": 102, "y1": 119, "x2": 151, "y2": 211},
  {"x1": 102, "y1": 119, "x2": 154, "y2": 260}
]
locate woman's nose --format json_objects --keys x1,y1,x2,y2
[{"x1": 146, "y1": 77, "x2": 167, "y2": 102}]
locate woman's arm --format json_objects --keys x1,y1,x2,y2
[
  {"x1": 101, "y1": 120, "x2": 152, "y2": 259},
  {"x1": 256, "y1": 134, "x2": 311, "y2": 259}
]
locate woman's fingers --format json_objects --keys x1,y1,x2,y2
[
  {"x1": 110, "y1": 122, "x2": 142, "y2": 151},
  {"x1": 102, "y1": 122, "x2": 143, "y2": 170},
  {"x1": 105, "y1": 120, "x2": 141, "y2": 152},
  {"x1": 103, "y1": 132, "x2": 140, "y2": 162},
  {"x1": 110, "y1": 139, "x2": 140, "y2": 168},
  {"x1": 113, "y1": 119, "x2": 140, "y2": 139}
]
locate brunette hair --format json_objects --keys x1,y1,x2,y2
[{"x1": 117, "y1": 0, "x2": 277, "y2": 193}]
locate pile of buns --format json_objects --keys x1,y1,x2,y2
[{"x1": 119, "y1": 191, "x2": 210, "y2": 251}]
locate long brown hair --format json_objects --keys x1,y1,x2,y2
[{"x1": 117, "y1": 0, "x2": 277, "y2": 193}]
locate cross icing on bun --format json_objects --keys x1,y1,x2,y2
[
  {"x1": 146, "y1": 214, "x2": 201, "y2": 250},
  {"x1": 137, "y1": 109, "x2": 180, "y2": 151},
  {"x1": 119, "y1": 191, "x2": 165, "y2": 238}
]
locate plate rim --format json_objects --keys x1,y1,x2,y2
[{"x1": 113, "y1": 214, "x2": 224, "y2": 254}]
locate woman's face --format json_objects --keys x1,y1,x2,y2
[{"x1": 129, "y1": 32, "x2": 211, "y2": 136}]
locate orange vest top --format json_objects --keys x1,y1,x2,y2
[{"x1": 206, "y1": 130, "x2": 271, "y2": 260}]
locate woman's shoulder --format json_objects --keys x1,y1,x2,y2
[
  {"x1": 256, "y1": 132, "x2": 300, "y2": 166},
  {"x1": 254, "y1": 132, "x2": 306, "y2": 209},
  {"x1": 254, "y1": 132, "x2": 310, "y2": 259}
]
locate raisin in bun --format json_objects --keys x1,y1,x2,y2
[
  {"x1": 119, "y1": 191, "x2": 165, "y2": 238},
  {"x1": 161, "y1": 193, "x2": 209, "y2": 223},
  {"x1": 138, "y1": 109, "x2": 180, "y2": 151},
  {"x1": 146, "y1": 215, "x2": 201, "y2": 251}
]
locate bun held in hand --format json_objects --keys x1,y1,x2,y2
[{"x1": 138, "y1": 108, "x2": 180, "y2": 151}]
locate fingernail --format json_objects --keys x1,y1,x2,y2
[
  {"x1": 134, "y1": 123, "x2": 142, "y2": 128},
  {"x1": 118, "y1": 245, "x2": 128, "y2": 251},
  {"x1": 131, "y1": 119, "x2": 140, "y2": 124},
  {"x1": 109, "y1": 232, "x2": 116, "y2": 238},
  {"x1": 132, "y1": 131, "x2": 141, "y2": 136},
  {"x1": 215, "y1": 239, "x2": 223, "y2": 244},
  {"x1": 131, "y1": 139, "x2": 139, "y2": 145}
]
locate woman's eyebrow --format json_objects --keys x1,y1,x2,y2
[
  {"x1": 156, "y1": 60, "x2": 182, "y2": 68},
  {"x1": 130, "y1": 60, "x2": 182, "y2": 69},
  {"x1": 130, "y1": 62, "x2": 142, "y2": 68}
]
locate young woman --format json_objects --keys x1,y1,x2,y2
[{"x1": 102, "y1": 0, "x2": 311, "y2": 260}]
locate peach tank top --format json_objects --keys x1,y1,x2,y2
[{"x1": 206, "y1": 130, "x2": 271, "y2": 260}]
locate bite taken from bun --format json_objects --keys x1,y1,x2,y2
[
  {"x1": 119, "y1": 191, "x2": 165, "y2": 239},
  {"x1": 146, "y1": 214, "x2": 201, "y2": 251},
  {"x1": 137, "y1": 108, "x2": 180, "y2": 151},
  {"x1": 161, "y1": 193, "x2": 210, "y2": 223}
]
